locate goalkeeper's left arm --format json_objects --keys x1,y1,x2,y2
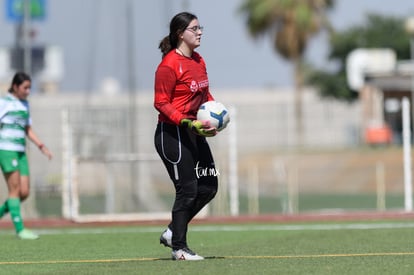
[{"x1": 180, "y1": 119, "x2": 217, "y2": 137}]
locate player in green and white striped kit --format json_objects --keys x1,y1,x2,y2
[{"x1": 0, "y1": 72, "x2": 52, "y2": 240}]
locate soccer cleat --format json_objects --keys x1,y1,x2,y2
[
  {"x1": 17, "y1": 229, "x2": 39, "y2": 240},
  {"x1": 160, "y1": 229, "x2": 172, "y2": 248},
  {"x1": 172, "y1": 247, "x2": 204, "y2": 261}
]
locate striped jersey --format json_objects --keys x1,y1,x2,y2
[{"x1": 0, "y1": 94, "x2": 31, "y2": 152}]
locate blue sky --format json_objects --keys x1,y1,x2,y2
[{"x1": 0, "y1": 0, "x2": 413, "y2": 92}]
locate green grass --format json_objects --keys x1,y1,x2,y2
[{"x1": 1, "y1": 222, "x2": 414, "y2": 274}]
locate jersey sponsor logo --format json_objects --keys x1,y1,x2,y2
[
  {"x1": 190, "y1": 79, "x2": 209, "y2": 93},
  {"x1": 13, "y1": 117, "x2": 27, "y2": 128},
  {"x1": 198, "y1": 79, "x2": 209, "y2": 89},
  {"x1": 190, "y1": 80, "x2": 198, "y2": 92}
]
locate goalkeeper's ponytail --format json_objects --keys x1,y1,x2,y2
[
  {"x1": 158, "y1": 12, "x2": 198, "y2": 59},
  {"x1": 159, "y1": 36, "x2": 172, "y2": 58}
]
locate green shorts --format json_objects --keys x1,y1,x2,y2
[{"x1": 0, "y1": 150, "x2": 30, "y2": 176}]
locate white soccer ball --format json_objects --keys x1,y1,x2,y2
[{"x1": 197, "y1": 101, "x2": 230, "y2": 132}]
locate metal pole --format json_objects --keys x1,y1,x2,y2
[
  {"x1": 228, "y1": 106, "x2": 239, "y2": 216},
  {"x1": 181, "y1": 0, "x2": 190, "y2": 10},
  {"x1": 126, "y1": 0, "x2": 137, "y2": 154},
  {"x1": 23, "y1": 0, "x2": 31, "y2": 74},
  {"x1": 126, "y1": 0, "x2": 139, "y2": 208},
  {"x1": 376, "y1": 161, "x2": 386, "y2": 211},
  {"x1": 410, "y1": 37, "x2": 414, "y2": 136},
  {"x1": 402, "y1": 97, "x2": 412, "y2": 211}
]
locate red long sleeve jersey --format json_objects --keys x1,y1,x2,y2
[{"x1": 154, "y1": 50, "x2": 214, "y2": 125}]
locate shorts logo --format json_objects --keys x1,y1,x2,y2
[{"x1": 12, "y1": 159, "x2": 18, "y2": 167}]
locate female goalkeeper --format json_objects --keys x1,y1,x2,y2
[
  {"x1": 153, "y1": 12, "x2": 218, "y2": 261},
  {"x1": 0, "y1": 72, "x2": 52, "y2": 239}
]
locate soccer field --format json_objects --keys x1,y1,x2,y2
[{"x1": 1, "y1": 222, "x2": 414, "y2": 274}]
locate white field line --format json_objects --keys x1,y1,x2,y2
[{"x1": 1, "y1": 222, "x2": 414, "y2": 236}]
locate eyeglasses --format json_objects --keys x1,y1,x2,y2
[{"x1": 186, "y1": 25, "x2": 204, "y2": 33}]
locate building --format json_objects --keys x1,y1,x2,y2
[{"x1": 347, "y1": 48, "x2": 413, "y2": 144}]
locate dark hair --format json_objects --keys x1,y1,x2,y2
[
  {"x1": 159, "y1": 12, "x2": 198, "y2": 58},
  {"x1": 9, "y1": 72, "x2": 31, "y2": 93}
]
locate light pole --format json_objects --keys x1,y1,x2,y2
[
  {"x1": 22, "y1": 0, "x2": 31, "y2": 74},
  {"x1": 405, "y1": 17, "x2": 414, "y2": 132}
]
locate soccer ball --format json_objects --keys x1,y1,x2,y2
[{"x1": 197, "y1": 101, "x2": 230, "y2": 132}]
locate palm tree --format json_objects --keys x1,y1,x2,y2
[{"x1": 240, "y1": 0, "x2": 334, "y2": 147}]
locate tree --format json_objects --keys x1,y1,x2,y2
[
  {"x1": 239, "y1": 0, "x2": 334, "y2": 147},
  {"x1": 307, "y1": 14, "x2": 411, "y2": 102}
]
